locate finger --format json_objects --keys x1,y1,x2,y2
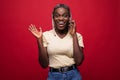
[
  {"x1": 69, "y1": 20, "x2": 74, "y2": 26},
  {"x1": 33, "y1": 25, "x2": 36, "y2": 29},
  {"x1": 39, "y1": 27, "x2": 42, "y2": 32},
  {"x1": 69, "y1": 23, "x2": 73, "y2": 30},
  {"x1": 28, "y1": 25, "x2": 33, "y2": 31},
  {"x1": 33, "y1": 25, "x2": 37, "y2": 31},
  {"x1": 31, "y1": 25, "x2": 35, "y2": 29},
  {"x1": 28, "y1": 27, "x2": 31, "y2": 31},
  {"x1": 29, "y1": 24, "x2": 35, "y2": 31},
  {"x1": 71, "y1": 20, "x2": 76, "y2": 29},
  {"x1": 31, "y1": 24, "x2": 37, "y2": 31},
  {"x1": 30, "y1": 24, "x2": 35, "y2": 30},
  {"x1": 71, "y1": 20, "x2": 75, "y2": 25},
  {"x1": 30, "y1": 24, "x2": 33, "y2": 27}
]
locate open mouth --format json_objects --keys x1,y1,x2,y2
[{"x1": 58, "y1": 21, "x2": 65, "y2": 26}]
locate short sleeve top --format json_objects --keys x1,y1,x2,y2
[{"x1": 42, "y1": 29, "x2": 84, "y2": 68}]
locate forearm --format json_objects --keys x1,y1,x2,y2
[
  {"x1": 72, "y1": 34, "x2": 84, "y2": 66},
  {"x1": 37, "y1": 37, "x2": 49, "y2": 68}
]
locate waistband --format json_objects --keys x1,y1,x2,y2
[{"x1": 49, "y1": 64, "x2": 77, "y2": 72}]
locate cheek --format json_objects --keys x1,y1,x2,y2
[
  {"x1": 53, "y1": 18, "x2": 57, "y2": 23},
  {"x1": 64, "y1": 17, "x2": 69, "y2": 21},
  {"x1": 65, "y1": 19, "x2": 69, "y2": 23},
  {"x1": 53, "y1": 18, "x2": 58, "y2": 23}
]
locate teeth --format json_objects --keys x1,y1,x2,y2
[{"x1": 59, "y1": 21, "x2": 64, "y2": 24}]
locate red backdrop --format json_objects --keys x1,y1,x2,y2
[{"x1": 0, "y1": 0, "x2": 120, "y2": 80}]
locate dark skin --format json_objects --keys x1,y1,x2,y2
[
  {"x1": 28, "y1": 7, "x2": 84, "y2": 68},
  {"x1": 53, "y1": 7, "x2": 69, "y2": 38},
  {"x1": 28, "y1": 25, "x2": 48, "y2": 68},
  {"x1": 53, "y1": 7, "x2": 84, "y2": 66}
]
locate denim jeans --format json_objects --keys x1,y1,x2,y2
[{"x1": 47, "y1": 69, "x2": 82, "y2": 80}]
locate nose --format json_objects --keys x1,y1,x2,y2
[{"x1": 59, "y1": 16, "x2": 64, "y2": 20}]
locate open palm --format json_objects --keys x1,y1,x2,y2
[{"x1": 28, "y1": 24, "x2": 42, "y2": 39}]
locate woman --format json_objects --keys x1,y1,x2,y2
[{"x1": 29, "y1": 4, "x2": 84, "y2": 80}]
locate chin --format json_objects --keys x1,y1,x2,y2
[
  {"x1": 55, "y1": 24, "x2": 68, "y2": 31},
  {"x1": 57, "y1": 28, "x2": 64, "y2": 31},
  {"x1": 58, "y1": 26, "x2": 66, "y2": 30}
]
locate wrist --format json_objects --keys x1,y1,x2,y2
[
  {"x1": 37, "y1": 35, "x2": 43, "y2": 41},
  {"x1": 71, "y1": 33, "x2": 77, "y2": 37},
  {"x1": 37, "y1": 36, "x2": 43, "y2": 46}
]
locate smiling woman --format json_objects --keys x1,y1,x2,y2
[
  {"x1": 28, "y1": 4, "x2": 84, "y2": 80},
  {"x1": 53, "y1": 6, "x2": 70, "y2": 32}
]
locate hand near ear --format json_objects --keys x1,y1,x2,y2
[
  {"x1": 28, "y1": 24, "x2": 43, "y2": 39},
  {"x1": 69, "y1": 20, "x2": 76, "y2": 36}
]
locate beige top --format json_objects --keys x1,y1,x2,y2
[{"x1": 42, "y1": 29, "x2": 84, "y2": 68}]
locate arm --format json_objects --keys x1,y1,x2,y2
[
  {"x1": 69, "y1": 21, "x2": 84, "y2": 66},
  {"x1": 72, "y1": 34, "x2": 84, "y2": 66},
  {"x1": 37, "y1": 37, "x2": 49, "y2": 68},
  {"x1": 28, "y1": 24, "x2": 49, "y2": 68}
]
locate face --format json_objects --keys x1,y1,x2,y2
[{"x1": 53, "y1": 7, "x2": 70, "y2": 31}]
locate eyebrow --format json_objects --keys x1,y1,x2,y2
[{"x1": 54, "y1": 12, "x2": 69, "y2": 15}]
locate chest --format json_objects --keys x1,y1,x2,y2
[{"x1": 47, "y1": 36, "x2": 73, "y2": 57}]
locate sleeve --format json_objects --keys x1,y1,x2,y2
[
  {"x1": 76, "y1": 33, "x2": 84, "y2": 48},
  {"x1": 42, "y1": 34, "x2": 48, "y2": 47},
  {"x1": 42, "y1": 31, "x2": 49, "y2": 47}
]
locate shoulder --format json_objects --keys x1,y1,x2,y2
[
  {"x1": 43, "y1": 29, "x2": 53, "y2": 36},
  {"x1": 42, "y1": 29, "x2": 55, "y2": 40},
  {"x1": 76, "y1": 32, "x2": 84, "y2": 47},
  {"x1": 76, "y1": 32, "x2": 83, "y2": 37}
]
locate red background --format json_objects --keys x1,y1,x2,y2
[{"x1": 0, "y1": 0, "x2": 120, "y2": 80}]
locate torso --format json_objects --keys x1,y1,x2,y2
[{"x1": 43, "y1": 29, "x2": 75, "y2": 68}]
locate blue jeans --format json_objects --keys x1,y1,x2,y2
[{"x1": 47, "y1": 69, "x2": 82, "y2": 80}]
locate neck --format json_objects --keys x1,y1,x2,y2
[{"x1": 55, "y1": 27, "x2": 68, "y2": 35}]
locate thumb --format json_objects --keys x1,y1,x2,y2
[{"x1": 39, "y1": 27, "x2": 42, "y2": 32}]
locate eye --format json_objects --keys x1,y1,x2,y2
[
  {"x1": 54, "y1": 14, "x2": 60, "y2": 18},
  {"x1": 63, "y1": 14, "x2": 69, "y2": 17}
]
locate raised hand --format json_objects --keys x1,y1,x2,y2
[
  {"x1": 69, "y1": 20, "x2": 76, "y2": 36},
  {"x1": 28, "y1": 24, "x2": 42, "y2": 39}
]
